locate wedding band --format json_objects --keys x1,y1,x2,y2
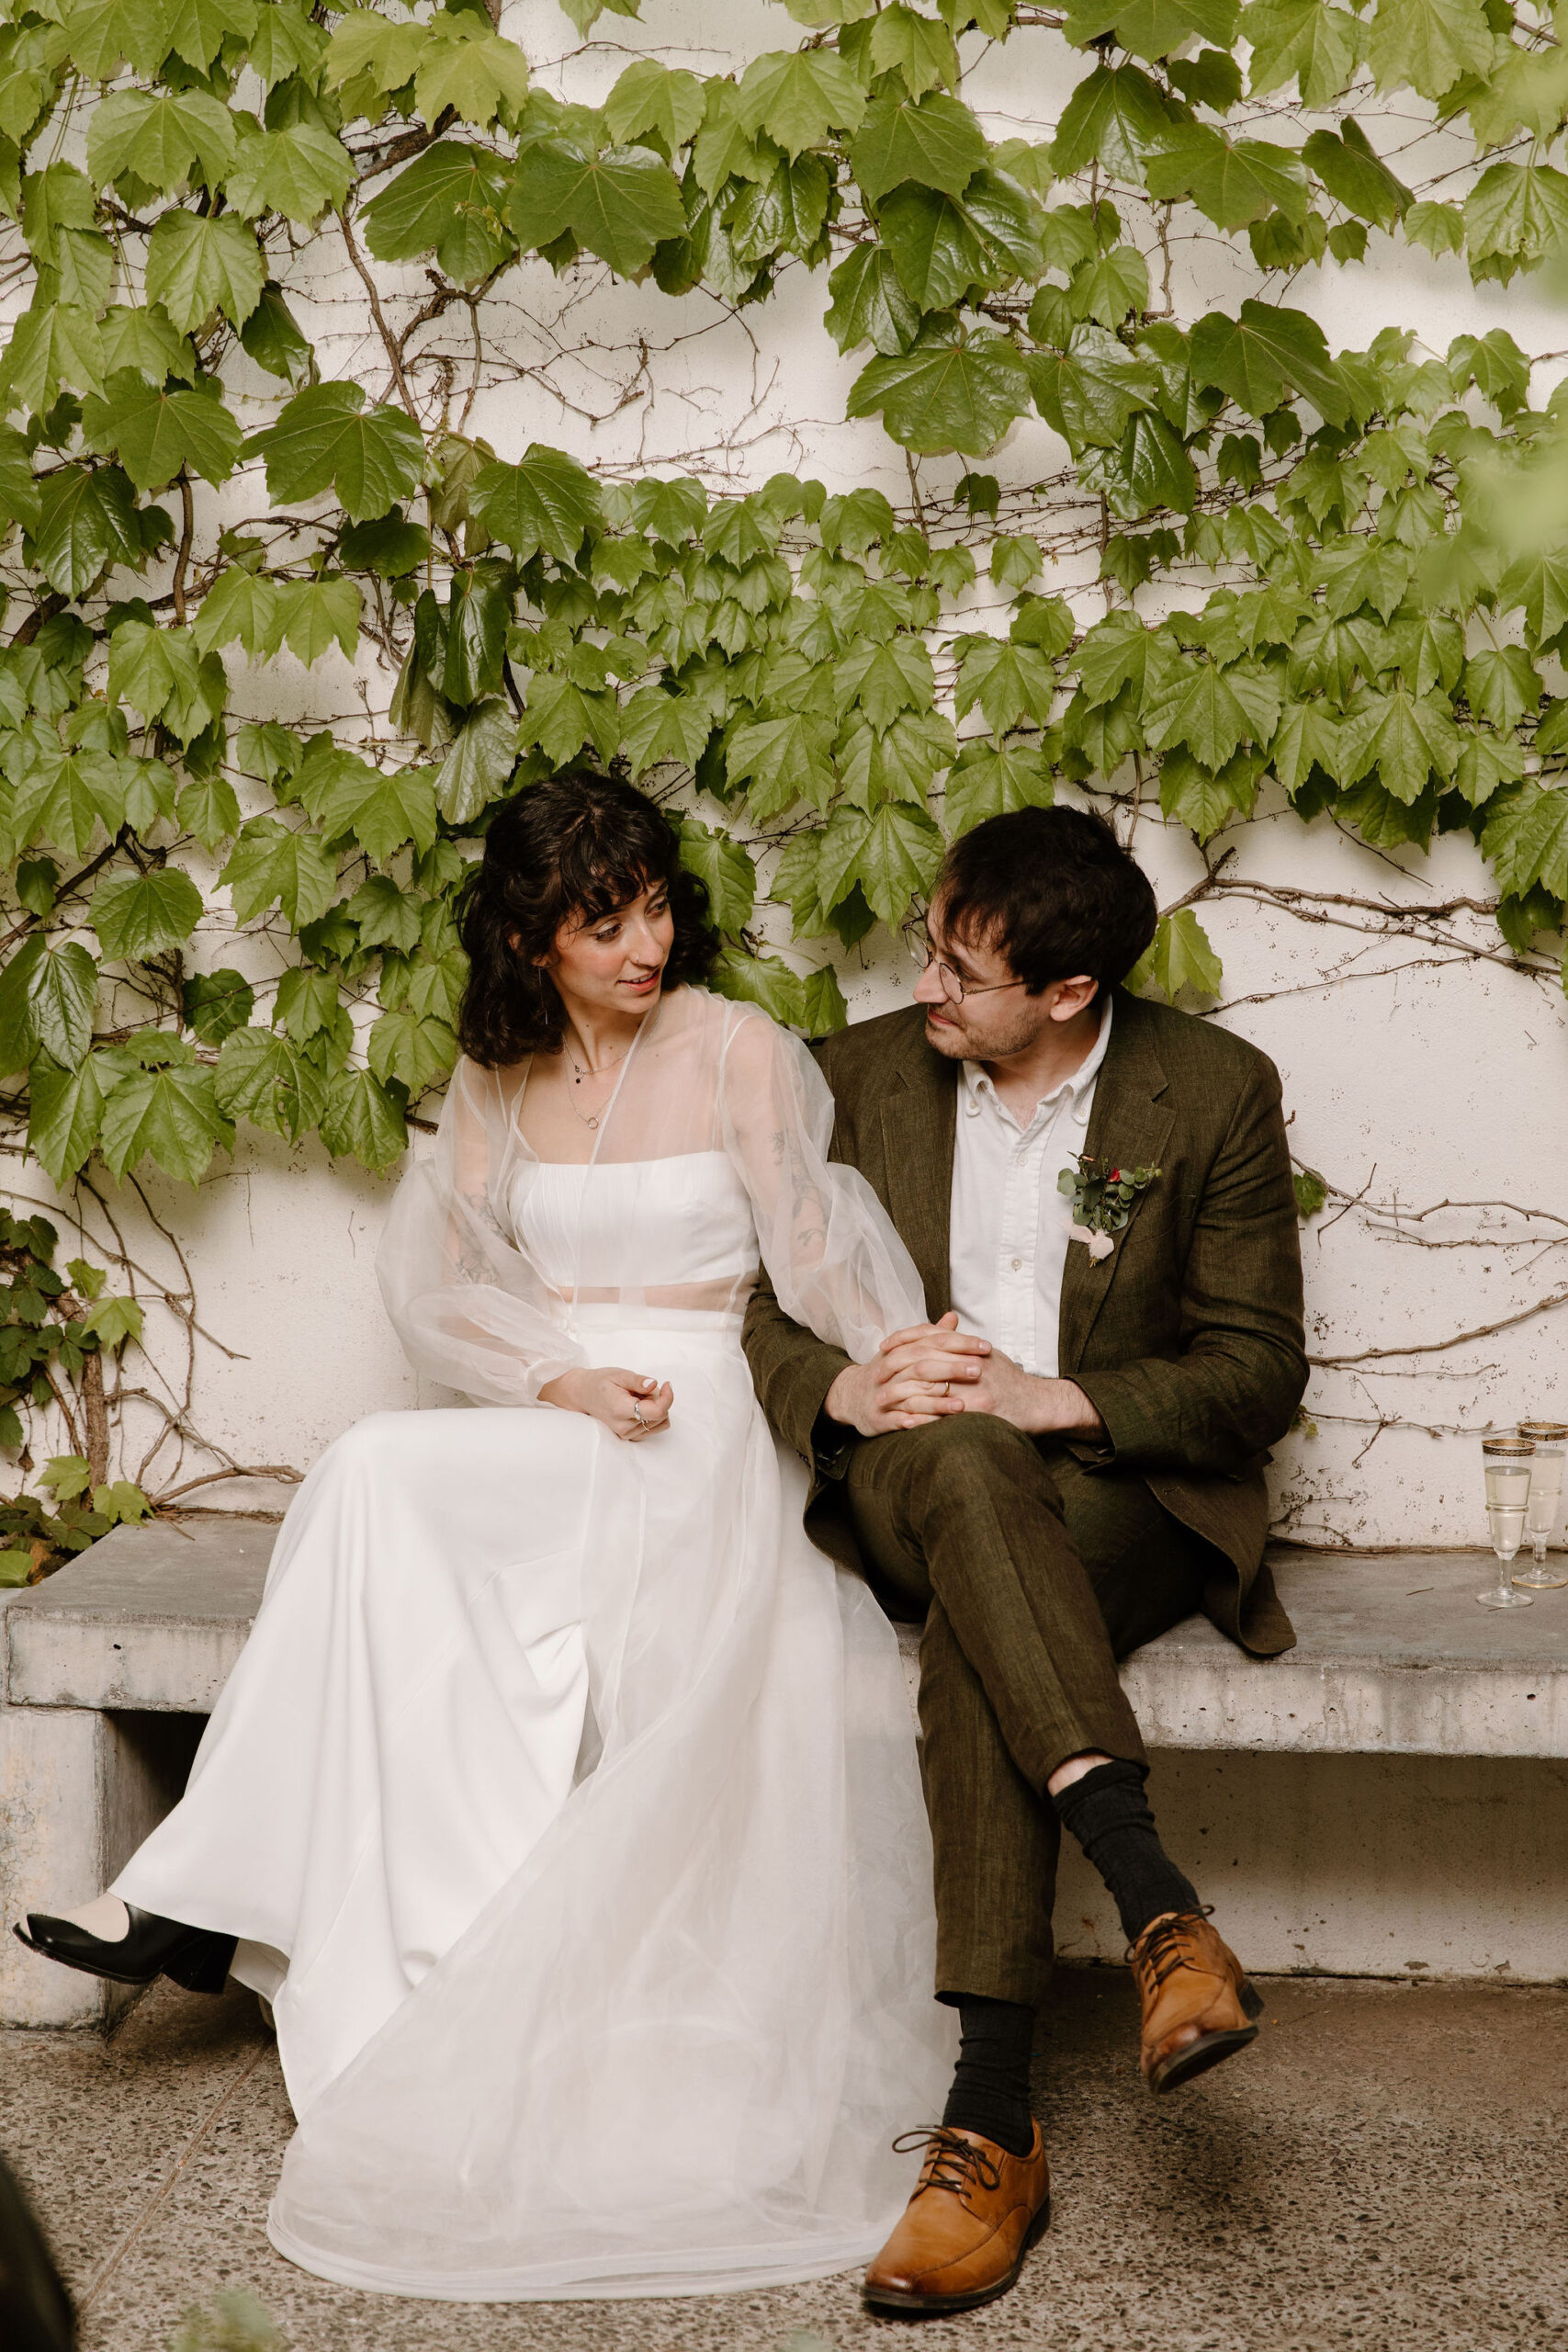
[
  {"x1": 632, "y1": 1401, "x2": 646, "y2": 1427},
  {"x1": 941, "y1": 1380, "x2": 950, "y2": 1396}
]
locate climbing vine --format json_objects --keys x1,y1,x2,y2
[{"x1": 0, "y1": 0, "x2": 1565, "y2": 1513}]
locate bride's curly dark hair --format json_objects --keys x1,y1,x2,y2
[{"x1": 456, "y1": 772, "x2": 720, "y2": 1067}]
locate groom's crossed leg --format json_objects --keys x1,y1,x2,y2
[{"x1": 842, "y1": 1410, "x2": 1260, "y2": 2095}]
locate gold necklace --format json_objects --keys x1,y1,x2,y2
[{"x1": 566, "y1": 1037, "x2": 632, "y2": 1131}]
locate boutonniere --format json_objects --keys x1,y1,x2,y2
[{"x1": 1058, "y1": 1153, "x2": 1161, "y2": 1261}]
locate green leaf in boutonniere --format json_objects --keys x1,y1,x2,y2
[{"x1": 1058, "y1": 1152, "x2": 1161, "y2": 1260}]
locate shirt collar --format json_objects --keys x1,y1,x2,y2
[{"x1": 962, "y1": 994, "x2": 1114, "y2": 1125}]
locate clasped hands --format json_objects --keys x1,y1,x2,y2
[{"x1": 824, "y1": 1311, "x2": 1105, "y2": 1442}]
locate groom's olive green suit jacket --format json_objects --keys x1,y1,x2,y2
[{"x1": 742, "y1": 988, "x2": 1308, "y2": 1657}]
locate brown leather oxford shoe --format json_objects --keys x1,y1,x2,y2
[
  {"x1": 863, "y1": 2123, "x2": 1051, "y2": 2316},
  {"x1": 1131, "y1": 1907, "x2": 1263, "y2": 2094}
]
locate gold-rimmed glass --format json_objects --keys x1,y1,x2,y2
[
  {"x1": 1479, "y1": 1438, "x2": 1535, "y2": 1611},
  {"x1": 1515, "y1": 1421, "x2": 1568, "y2": 1589},
  {"x1": 900, "y1": 911, "x2": 1025, "y2": 1007}
]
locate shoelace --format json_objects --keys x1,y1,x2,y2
[
  {"x1": 892, "y1": 2127, "x2": 1005, "y2": 2210},
  {"x1": 1127, "y1": 1904, "x2": 1217, "y2": 1986}
]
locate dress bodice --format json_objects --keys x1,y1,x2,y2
[{"x1": 507, "y1": 1153, "x2": 759, "y2": 1302}]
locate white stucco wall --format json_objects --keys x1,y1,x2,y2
[{"x1": 4, "y1": 3, "x2": 1564, "y2": 1545}]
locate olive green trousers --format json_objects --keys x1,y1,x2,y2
[{"x1": 841, "y1": 1409, "x2": 1213, "y2": 2010}]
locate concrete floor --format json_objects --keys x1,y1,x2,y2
[{"x1": 2, "y1": 1970, "x2": 1565, "y2": 2352}]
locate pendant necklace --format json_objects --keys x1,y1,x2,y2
[{"x1": 567, "y1": 1036, "x2": 632, "y2": 1131}]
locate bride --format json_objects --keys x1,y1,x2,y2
[{"x1": 14, "y1": 771, "x2": 953, "y2": 2300}]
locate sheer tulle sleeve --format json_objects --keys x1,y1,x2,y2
[
  {"x1": 377, "y1": 1057, "x2": 587, "y2": 1406},
  {"x1": 717, "y1": 1007, "x2": 926, "y2": 1363}
]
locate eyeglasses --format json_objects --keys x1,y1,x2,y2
[{"x1": 901, "y1": 910, "x2": 1026, "y2": 1007}]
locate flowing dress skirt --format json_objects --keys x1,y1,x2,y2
[{"x1": 115, "y1": 1306, "x2": 953, "y2": 2299}]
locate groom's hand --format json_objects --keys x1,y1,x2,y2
[
  {"x1": 824, "y1": 1312, "x2": 990, "y2": 1436},
  {"x1": 957, "y1": 1350, "x2": 1106, "y2": 1440}
]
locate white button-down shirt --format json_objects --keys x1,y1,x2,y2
[{"x1": 947, "y1": 1001, "x2": 1113, "y2": 1377}]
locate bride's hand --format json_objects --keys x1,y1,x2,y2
[{"x1": 538, "y1": 1367, "x2": 673, "y2": 1441}]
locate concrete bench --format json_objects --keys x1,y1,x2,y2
[{"x1": 3, "y1": 1523, "x2": 1566, "y2": 2024}]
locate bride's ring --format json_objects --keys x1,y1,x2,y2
[{"x1": 632, "y1": 1400, "x2": 647, "y2": 1428}]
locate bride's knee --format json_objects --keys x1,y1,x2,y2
[{"x1": 316, "y1": 1411, "x2": 412, "y2": 1486}]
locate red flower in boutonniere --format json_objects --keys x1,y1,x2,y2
[{"x1": 1057, "y1": 1154, "x2": 1161, "y2": 1261}]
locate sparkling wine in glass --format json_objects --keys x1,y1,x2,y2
[
  {"x1": 1514, "y1": 1421, "x2": 1568, "y2": 1590},
  {"x1": 1479, "y1": 1438, "x2": 1535, "y2": 1611}
]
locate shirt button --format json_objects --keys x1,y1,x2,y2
[
  {"x1": 1010, "y1": 1257, "x2": 1023, "y2": 1272},
  {"x1": 966, "y1": 1102, "x2": 981, "y2": 1117}
]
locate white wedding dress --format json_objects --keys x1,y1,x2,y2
[{"x1": 112, "y1": 988, "x2": 953, "y2": 2300}]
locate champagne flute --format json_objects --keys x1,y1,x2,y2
[
  {"x1": 1478, "y1": 1437, "x2": 1534, "y2": 1610},
  {"x1": 1514, "y1": 1420, "x2": 1568, "y2": 1589}
]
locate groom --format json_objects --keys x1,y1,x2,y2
[{"x1": 744, "y1": 805, "x2": 1307, "y2": 2316}]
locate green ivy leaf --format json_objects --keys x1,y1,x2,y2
[
  {"x1": 80, "y1": 371, "x2": 242, "y2": 493},
  {"x1": 709, "y1": 943, "x2": 807, "y2": 1026},
  {"x1": 509, "y1": 139, "x2": 685, "y2": 275},
  {"x1": 1366, "y1": 0, "x2": 1492, "y2": 101},
  {"x1": 1158, "y1": 745, "x2": 1262, "y2": 838},
  {"x1": 726, "y1": 710, "x2": 838, "y2": 818},
  {"x1": 86, "y1": 89, "x2": 238, "y2": 195},
  {"x1": 1127, "y1": 908, "x2": 1224, "y2": 1004},
  {"x1": 269, "y1": 576, "x2": 362, "y2": 667},
  {"x1": 26, "y1": 1050, "x2": 105, "y2": 1185},
  {"x1": 1051, "y1": 64, "x2": 1172, "y2": 184},
  {"x1": 244, "y1": 382, "x2": 424, "y2": 524},
  {"x1": 1242, "y1": 0, "x2": 1365, "y2": 105},
  {"x1": 737, "y1": 48, "x2": 867, "y2": 158},
  {"x1": 676, "y1": 816, "x2": 755, "y2": 931},
  {"x1": 1065, "y1": 0, "x2": 1240, "y2": 63},
  {"x1": 954, "y1": 637, "x2": 1058, "y2": 733},
  {"x1": 220, "y1": 815, "x2": 338, "y2": 926},
  {"x1": 90, "y1": 865, "x2": 204, "y2": 962},
  {"x1": 182, "y1": 967, "x2": 254, "y2": 1044},
  {"x1": 1340, "y1": 683, "x2": 1461, "y2": 802},
  {"x1": 1026, "y1": 323, "x2": 1157, "y2": 454},
  {"x1": 239, "y1": 282, "x2": 314, "y2": 383},
  {"x1": 164, "y1": 0, "x2": 257, "y2": 74},
  {"x1": 944, "y1": 738, "x2": 1055, "y2": 831},
  {"x1": 824, "y1": 243, "x2": 920, "y2": 356},
  {"x1": 225, "y1": 123, "x2": 355, "y2": 226},
  {"x1": 344, "y1": 874, "x2": 421, "y2": 955},
  {"x1": 1, "y1": 305, "x2": 106, "y2": 414},
  {"x1": 1481, "y1": 783, "x2": 1568, "y2": 899},
  {"x1": 213, "y1": 1023, "x2": 329, "y2": 1140},
  {"x1": 849, "y1": 319, "x2": 1032, "y2": 456},
  {"x1": 1303, "y1": 118, "x2": 1411, "y2": 230},
  {"x1": 1190, "y1": 300, "x2": 1349, "y2": 425},
  {"x1": 620, "y1": 684, "x2": 708, "y2": 777},
  {"x1": 28, "y1": 464, "x2": 139, "y2": 595},
  {"x1": 1145, "y1": 124, "x2": 1309, "y2": 232},
  {"x1": 817, "y1": 798, "x2": 944, "y2": 922},
  {"x1": 367, "y1": 1004, "x2": 457, "y2": 1095},
  {"x1": 1463, "y1": 163, "x2": 1568, "y2": 276},
  {"x1": 7, "y1": 742, "x2": 127, "y2": 859},
  {"x1": 434, "y1": 698, "x2": 519, "y2": 825},
  {"x1": 362, "y1": 141, "x2": 514, "y2": 283},
  {"x1": 98, "y1": 1056, "x2": 233, "y2": 1182},
  {"x1": 605, "y1": 60, "x2": 706, "y2": 150},
  {"x1": 318, "y1": 1064, "x2": 407, "y2": 1170},
  {"x1": 468, "y1": 446, "x2": 600, "y2": 561},
  {"x1": 192, "y1": 566, "x2": 278, "y2": 659},
  {"x1": 144, "y1": 210, "x2": 265, "y2": 334},
  {"x1": 412, "y1": 19, "x2": 530, "y2": 130},
  {"x1": 0, "y1": 936, "x2": 98, "y2": 1074},
  {"x1": 851, "y1": 90, "x2": 986, "y2": 203}
]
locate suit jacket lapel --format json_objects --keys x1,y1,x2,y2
[
  {"x1": 877, "y1": 1025, "x2": 956, "y2": 1321},
  {"x1": 1059, "y1": 991, "x2": 1174, "y2": 1373}
]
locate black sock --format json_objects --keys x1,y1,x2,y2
[
  {"x1": 940, "y1": 1995, "x2": 1036, "y2": 2158},
  {"x1": 1052, "y1": 1758, "x2": 1201, "y2": 1946}
]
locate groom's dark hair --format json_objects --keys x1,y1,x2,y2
[{"x1": 936, "y1": 806, "x2": 1157, "y2": 995}]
